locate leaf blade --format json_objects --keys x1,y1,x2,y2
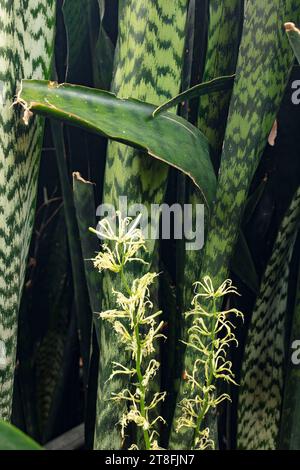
[
  {"x1": 152, "y1": 74, "x2": 235, "y2": 118},
  {"x1": 0, "y1": 421, "x2": 43, "y2": 450},
  {"x1": 19, "y1": 80, "x2": 217, "y2": 210}
]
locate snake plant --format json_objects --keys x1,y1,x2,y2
[
  {"x1": 0, "y1": 0, "x2": 56, "y2": 421},
  {"x1": 1, "y1": 0, "x2": 299, "y2": 452},
  {"x1": 170, "y1": 0, "x2": 300, "y2": 449}
]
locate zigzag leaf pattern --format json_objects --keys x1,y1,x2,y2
[
  {"x1": 0, "y1": 0, "x2": 56, "y2": 420},
  {"x1": 170, "y1": 0, "x2": 300, "y2": 449},
  {"x1": 169, "y1": 0, "x2": 243, "y2": 450},
  {"x1": 237, "y1": 186, "x2": 300, "y2": 449},
  {"x1": 94, "y1": 0, "x2": 188, "y2": 450}
]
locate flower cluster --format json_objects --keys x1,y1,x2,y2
[
  {"x1": 101, "y1": 273, "x2": 165, "y2": 360},
  {"x1": 91, "y1": 212, "x2": 166, "y2": 450},
  {"x1": 176, "y1": 276, "x2": 243, "y2": 450},
  {"x1": 89, "y1": 211, "x2": 147, "y2": 273}
]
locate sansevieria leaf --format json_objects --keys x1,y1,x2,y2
[
  {"x1": 73, "y1": 172, "x2": 101, "y2": 344},
  {"x1": 279, "y1": 239, "x2": 300, "y2": 449},
  {"x1": 237, "y1": 186, "x2": 300, "y2": 449},
  {"x1": 18, "y1": 80, "x2": 216, "y2": 210},
  {"x1": 98, "y1": 0, "x2": 188, "y2": 450},
  {"x1": 171, "y1": 1, "x2": 244, "y2": 450},
  {"x1": 170, "y1": 0, "x2": 300, "y2": 449},
  {"x1": 62, "y1": 0, "x2": 93, "y2": 84},
  {"x1": 197, "y1": 0, "x2": 243, "y2": 158},
  {"x1": 0, "y1": 1, "x2": 56, "y2": 420}
]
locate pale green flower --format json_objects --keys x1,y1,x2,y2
[
  {"x1": 91, "y1": 212, "x2": 166, "y2": 450},
  {"x1": 193, "y1": 275, "x2": 240, "y2": 300},
  {"x1": 90, "y1": 211, "x2": 148, "y2": 273},
  {"x1": 177, "y1": 276, "x2": 243, "y2": 450}
]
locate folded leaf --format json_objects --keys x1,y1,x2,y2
[
  {"x1": 152, "y1": 75, "x2": 235, "y2": 117},
  {"x1": 18, "y1": 80, "x2": 216, "y2": 211}
]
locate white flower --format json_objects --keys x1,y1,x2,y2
[
  {"x1": 90, "y1": 212, "x2": 148, "y2": 273},
  {"x1": 176, "y1": 276, "x2": 243, "y2": 450},
  {"x1": 91, "y1": 211, "x2": 166, "y2": 450},
  {"x1": 193, "y1": 276, "x2": 240, "y2": 300}
]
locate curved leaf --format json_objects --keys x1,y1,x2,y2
[
  {"x1": 18, "y1": 80, "x2": 216, "y2": 210},
  {"x1": 152, "y1": 74, "x2": 235, "y2": 118},
  {"x1": 0, "y1": 421, "x2": 42, "y2": 450}
]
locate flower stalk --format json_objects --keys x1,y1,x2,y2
[
  {"x1": 177, "y1": 276, "x2": 243, "y2": 450},
  {"x1": 91, "y1": 212, "x2": 166, "y2": 450}
]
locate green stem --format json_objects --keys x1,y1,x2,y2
[
  {"x1": 120, "y1": 265, "x2": 151, "y2": 450},
  {"x1": 192, "y1": 298, "x2": 217, "y2": 449},
  {"x1": 134, "y1": 323, "x2": 151, "y2": 450},
  {"x1": 120, "y1": 266, "x2": 131, "y2": 296}
]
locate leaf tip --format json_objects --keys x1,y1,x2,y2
[
  {"x1": 13, "y1": 83, "x2": 33, "y2": 125},
  {"x1": 73, "y1": 171, "x2": 95, "y2": 185},
  {"x1": 285, "y1": 22, "x2": 300, "y2": 34}
]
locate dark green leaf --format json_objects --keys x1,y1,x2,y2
[
  {"x1": 19, "y1": 80, "x2": 217, "y2": 211},
  {"x1": 237, "y1": 187, "x2": 300, "y2": 449},
  {"x1": 72, "y1": 172, "x2": 101, "y2": 344},
  {"x1": 62, "y1": 0, "x2": 93, "y2": 84},
  {"x1": 92, "y1": 0, "x2": 114, "y2": 90},
  {"x1": 51, "y1": 121, "x2": 92, "y2": 387},
  {"x1": 231, "y1": 230, "x2": 259, "y2": 294}
]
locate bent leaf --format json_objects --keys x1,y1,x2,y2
[
  {"x1": 152, "y1": 74, "x2": 235, "y2": 118},
  {"x1": 18, "y1": 80, "x2": 216, "y2": 210}
]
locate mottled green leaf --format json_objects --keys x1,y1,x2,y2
[
  {"x1": 0, "y1": 0, "x2": 56, "y2": 421},
  {"x1": 171, "y1": 0, "x2": 300, "y2": 449},
  {"x1": 279, "y1": 239, "x2": 300, "y2": 449},
  {"x1": 237, "y1": 187, "x2": 300, "y2": 449}
]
